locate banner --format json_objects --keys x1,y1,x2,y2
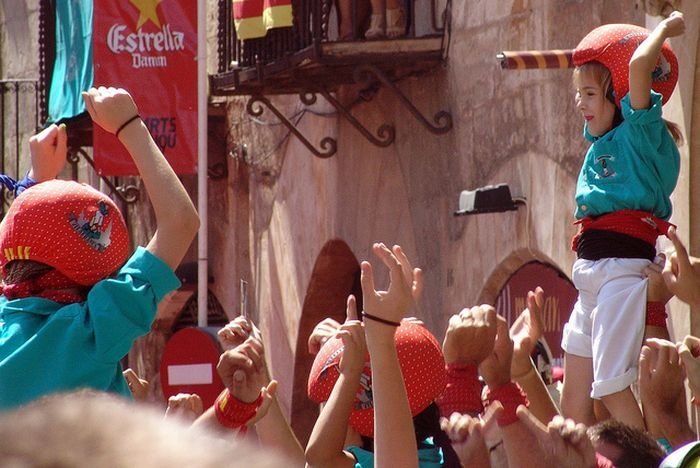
[
  {"x1": 233, "y1": 0, "x2": 292, "y2": 40},
  {"x1": 48, "y1": 0, "x2": 93, "y2": 123},
  {"x1": 93, "y1": 0, "x2": 197, "y2": 175}
]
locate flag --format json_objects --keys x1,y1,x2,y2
[
  {"x1": 233, "y1": 0, "x2": 292, "y2": 40},
  {"x1": 48, "y1": 0, "x2": 93, "y2": 123},
  {"x1": 92, "y1": 0, "x2": 198, "y2": 175}
]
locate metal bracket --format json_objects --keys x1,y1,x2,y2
[
  {"x1": 353, "y1": 64, "x2": 453, "y2": 135},
  {"x1": 246, "y1": 95, "x2": 337, "y2": 158},
  {"x1": 301, "y1": 92, "x2": 395, "y2": 148},
  {"x1": 67, "y1": 147, "x2": 140, "y2": 204}
]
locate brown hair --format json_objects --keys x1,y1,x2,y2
[
  {"x1": 573, "y1": 61, "x2": 683, "y2": 145},
  {"x1": 3, "y1": 260, "x2": 52, "y2": 285}
]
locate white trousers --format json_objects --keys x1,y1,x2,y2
[{"x1": 561, "y1": 257, "x2": 650, "y2": 398}]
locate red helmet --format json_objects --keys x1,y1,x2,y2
[
  {"x1": 0, "y1": 180, "x2": 129, "y2": 285},
  {"x1": 573, "y1": 23, "x2": 678, "y2": 107},
  {"x1": 307, "y1": 320, "x2": 446, "y2": 437}
]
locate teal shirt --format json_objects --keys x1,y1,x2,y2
[
  {"x1": 0, "y1": 247, "x2": 180, "y2": 410},
  {"x1": 574, "y1": 91, "x2": 680, "y2": 220},
  {"x1": 347, "y1": 438, "x2": 444, "y2": 468}
]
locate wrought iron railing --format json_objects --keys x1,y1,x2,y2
[
  {"x1": 0, "y1": 80, "x2": 42, "y2": 215},
  {"x1": 216, "y1": 0, "x2": 445, "y2": 73}
]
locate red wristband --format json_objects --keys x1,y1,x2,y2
[
  {"x1": 485, "y1": 382, "x2": 529, "y2": 427},
  {"x1": 436, "y1": 363, "x2": 484, "y2": 417},
  {"x1": 214, "y1": 389, "x2": 263, "y2": 430},
  {"x1": 646, "y1": 301, "x2": 668, "y2": 328}
]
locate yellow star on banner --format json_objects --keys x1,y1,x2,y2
[{"x1": 129, "y1": 0, "x2": 163, "y2": 29}]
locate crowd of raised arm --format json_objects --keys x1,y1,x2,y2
[{"x1": 2, "y1": 47, "x2": 700, "y2": 464}]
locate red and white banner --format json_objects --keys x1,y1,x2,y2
[{"x1": 93, "y1": 0, "x2": 197, "y2": 175}]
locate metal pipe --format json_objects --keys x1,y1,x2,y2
[{"x1": 197, "y1": 0, "x2": 209, "y2": 327}]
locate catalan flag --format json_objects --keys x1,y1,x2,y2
[{"x1": 233, "y1": 0, "x2": 292, "y2": 40}]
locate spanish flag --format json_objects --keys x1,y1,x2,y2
[{"x1": 233, "y1": 0, "x2": 292, "y2": 40}]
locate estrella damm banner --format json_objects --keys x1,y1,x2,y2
[{"x1": 93, "y1": 0, "x2": 197, "y2": 175}]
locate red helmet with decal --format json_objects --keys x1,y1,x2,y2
[
  {"x1": 307, "y1": 320, "x2": 447, "y2": 437},
  {"x1": 0, "y1": 180, "x2": 129, "y2": 285},
  {"x1": 572, "y1": 23, "x2": 678, "y2": 107}
]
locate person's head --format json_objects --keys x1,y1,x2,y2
[
  {"x1": 0, "y1": 180, "x2": 129, "y2": 301},
  {"x1": 572, "y1": 23, "x2": 682, "y2": 143},
  {"x1": 588, "y1": 419, "x2": 665, "y2": 468},
  {"x1": 308, "y1": 320, "x2": 447, "y2": 438},
  {"x1": 0, "y1": 390, "x2": 286, "y2": 467},
  {"x1": 573, "y1": 61, "x2": 621, "y2": 137}
]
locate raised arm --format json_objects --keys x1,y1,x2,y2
[
  {"x1": 662, "y1": 227, "x2": 700, "y2": 309},
  {"x1": 28, "y1": 123, "x2": 67, "y2": 183},
  {"x1": 360, "y1": 243, "x2": 419, "y2": 468},
  {"x1": 629, "y1": 11, "x2": 685, "y2": 110},
  {"x1": 510, "y1": 287, "x2": 559, "y2": 425},
  {"x1": 82, "y1": 87, "x2": 199, "y2": 269},
  {"x1": 305, "y1": 295, "x2": 365, "y2": 468}
]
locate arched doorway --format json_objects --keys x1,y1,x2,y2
[
  {"x1": 289, "y1": 239, "x2": 362, "y2": 445},
  {"x1": 495, "y1": 261, "x2": 577, "y2": 367}
]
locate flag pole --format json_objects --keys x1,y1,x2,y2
[{"x1": 197, "y1": 0, "x2": 208, "y2": 327}]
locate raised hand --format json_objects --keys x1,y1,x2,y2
[
  {"x1": 336, "y1": 295, "x2": 367, "y2": 377},
  {"x1": 82, "y1": 87, "x2": 139, "y2": 136},
  {"x1": 360, "y1": 243, "x2": 415, "y2": 329},
  {"x1": 662, "y1": 227, "x2": 700, "y2": 308},
  {"x1": 479, "y1": 314, "x2": 514, "y2": 389},
  {"x1": 165, "y1": 393, "x2": 204, "y2": 423},
  {"x1": 307, "y1": 317, "x2": 342, "y2": 355},
  {"x1": 510, "y1": 287, "x2": 545, "y2": 378},
  {"x1": 660, "y1": 10, "x2": 685, "y2": 38},
  {"x1": 678, "y1": 335, "x2": 700, "y2": 401},
  {"x1": 28, "y1": 124, "x2": 67, "y2": 182},
  {"x1": 392, "y1": 245, "x2": 424, "y2": 310},
  {"x1": 518, "y1": 408, "x2": 596, "y2": 468},
  {"x1": 217, "y1": 337, "x2": 269, "y2": 403},
  {"x1": 442, "y1": 304, "x2": 497, "y2": 365},
  {"x1": 644, "y1": 255, "x2": 673, "y2": 305},
  {"x1": 122, "y1": 368, "x2": 150, "y2": 402},
  {"x1": 440, "y1": 403, "x2": 500, "y2": 468},
  {"x1": 218, "y1": 316, "x2": 258, "y2": 351},
  {"x1": 639, "y1": 338, "x2": 684, "y2": 415}
]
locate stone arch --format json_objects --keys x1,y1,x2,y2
[
  {"x1": 476, "y1": 248, "x2": 577, "y2": 364},
  {"x1": 289, "y1": 239, "x2": 362, "y2": 445},
  {"x1": 476, "y1": 247, "x2": 559, "y2": 305}
]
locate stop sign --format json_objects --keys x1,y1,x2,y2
[{"x1": 160, "y1": 327, "x2": 225, "y2": 408}]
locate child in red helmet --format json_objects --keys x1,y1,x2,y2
[
  {"x1": 0, "y1": 87, "x2": 199, "y2": 409},
  {"x1": 561, "y1": 13, "x2": 685, "y2": 430}
]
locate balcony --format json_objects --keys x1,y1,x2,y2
[
  {"x1": 211, "y1": 0, "x2": 448, "y2": 95},
  {"x1": 210, "y1": 0, "x2": 452, "y2": 156}
]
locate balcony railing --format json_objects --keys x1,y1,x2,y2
[
  {"x1": 0, "y1": 80, "x2": 42, "y2": 215},
  {"x1": 212, "y1": 0, "x2": 449, "y2": 96}
]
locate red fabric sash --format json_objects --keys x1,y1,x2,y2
[{"x1": 571, "y1": 210, "x2": 674, "y2": 251}]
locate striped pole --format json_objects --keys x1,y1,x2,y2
[{"x1": 497, "y1": 49, "x2": 573, "y2": 70}]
